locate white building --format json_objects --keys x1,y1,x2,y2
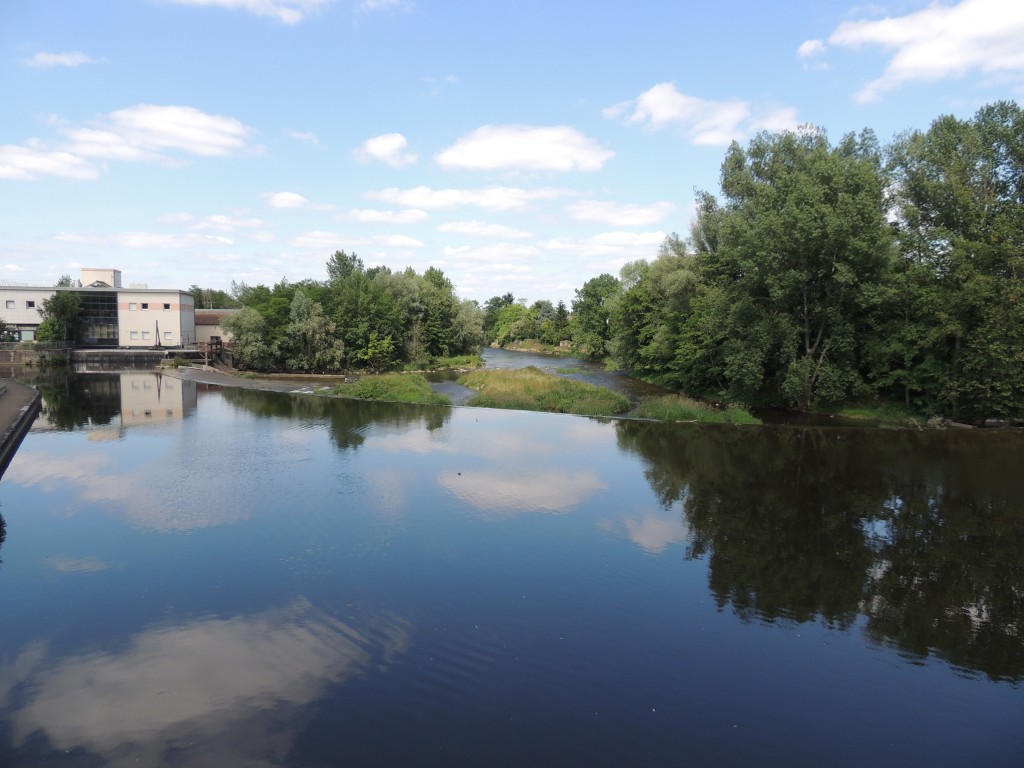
[{"x1": 0, "y1": 268, "x2": 196, "y2": 347}]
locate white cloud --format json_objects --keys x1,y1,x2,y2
[
  {"x1": 353, "y1": 133, "x2": 417, "y2": 168},
  {"x1": 55, "y1": 232, "x2": 233, "y2": 249},
  {"x1": 359, "y1": 0, "x2": 411, "y2": 13},
  {"x1": 63, "y1": 104, "x2": 256, "y2": 162},
  {"x1": 0, "y1": 143, "x2": 99, "y2": 181},
  {"x1": 290, "y1": 231, "x2": 424, "y2": 249},
  {"x1": 166, "y1": 0, "x2": 334, "y2": 24},
  {"x1": 262, "y1": 191, "x2": 334, "y2": 211},
  {"x1": 436, "y1": 125, "x2": 614, "y2": 172},
  {"x1": 566, "y1": 200, "x2": 675, "y2": 227},
  {"x1": 828, "y1": 0, "x2": 1024, "y2": 102},
  {"x1": 286, "y1": 129, "x2": 321, "y2": 146},
  {"x1": 438, "y1": 469, "x2": 607, "y2": 516},
  {"x1": 263, "y1": 191, "x2": 310, "y2": 208},
  {"x1": 442, "y1": 243, "x2": 541, "y2": 264},
  {"x1": 607, "y1": 82, "x2": 799, "y2": 145},
  {"x1": 23, "y1": 51, "x2": 95, "y2": 68},
  {"x1": 437, "y1": 220, "x2": 532, "y2": 238},
  {"x1": 341, "y1": 208, "x2": 429, "y2": 223},
  {"x1": 367, "y1": 185, "x2": 573, "y2": 211},
  {"x1": 542, "y1": 230, "x2": 667, "y2": 261},
  {"x1": 797, "y1": 39, "x2": 826, "y2": 58}
]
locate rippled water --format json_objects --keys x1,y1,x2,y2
[{"x1": 0, "y1": 373, "x2": 1021, "y2": 766}]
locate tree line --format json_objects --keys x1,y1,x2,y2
[
  {"x1": 566, "y1": 101, "x2": 1023, "y2": 423},
  {"x1": 221, "y1": 253, "x2": 484, "y2": 373}
]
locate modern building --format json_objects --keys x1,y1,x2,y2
[{"x1": 0, "y1": 268, "x2": 196, "y2": 347}]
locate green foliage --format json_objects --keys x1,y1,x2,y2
[
  {"x1": 332, "y1": 373, "x2": 450, "y2": 405},
  {"x1": 189, "y1": 285, "x2": 240, "y2": 309},
  {"x1": 570, "y1": 273, "x2": 620, "y2": 358},
  {"x1": 883, "y1": 101, "x2": 1024, "y2": 421},
  {"x1": 355, "y1": 332, "x2": 397, "y2": 373},
  {"x1": 285, "y1": 289, "x2": 346, "y2": 372},
  {"x1": 222, "y1": 307, "x2": 278, "y2": 370},
  {"x1": 37, "y1": 290, "x2": 83, "y2": 344},
  {"x1": 458, "y1": 366, "x2": 631, "y2": 416},
  {"x1": 221, "y1": 254, "x2": 482, "y2": 373}
]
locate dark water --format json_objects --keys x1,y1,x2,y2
[{"x1": 0, "y1": 372, "x2": 1022, "y2": 766}]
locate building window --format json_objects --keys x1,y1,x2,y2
[
  {"x1": 130, "y1": 331, "x2": 139, "y2": 340},
  {"x1": 129, "y1": 303, "x2": 137, "y2": 311},
  {"x1": 163, "y1": 303, "x2": 171, "y2": 310},
  {"x1": 164, "y1": 331, "x2": 172, "y2": 341},
  {"x1": 4, "y1": 301, "x2": 13, "y2": 309},
  {"x1": 142, "y1": 331, "x2": 151, "y2": 340},
  {"x1": 141, "y1": 303, "x2": 149, "y2": 310},
  {"x1": 26, "y1": 300, "x2": 35, "y2": 309}
]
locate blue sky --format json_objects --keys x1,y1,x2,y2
[{"x1": 2, "y1": 0, "x2": 1022, "y2": 305}]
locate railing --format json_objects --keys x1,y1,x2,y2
[{"x1": 0, "y1": 342, "x2": 72, "y2": 351}]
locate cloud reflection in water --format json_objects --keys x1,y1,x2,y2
[{"x1": 2, "y1": 598, "x2": 411, "y2": 766}]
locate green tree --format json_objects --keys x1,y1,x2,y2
[
  {"x1": 570, "y1": 273, "x2": 620, "y2": 358},
  {"x1": 886, "y1": 101, "x2": 1024, "y2": 421},
  {"x1": 285, "y1": 289, "x2": 345, "y2": 372},
  {"x1": 326, "y1": 250, "x2": 364, "y2": 282},
  {"x1": 482, "y1": 293, "x2": 515, "y2": 343},
  {"x1": 695, "y1": 127, "x2": 893, "y2": 408},
  {"x1": 222, "y1": 307, "x2": 278, "y2": 370},
  {"x1": 37, "y1": 288, "x2": 83, "y2": 344}
]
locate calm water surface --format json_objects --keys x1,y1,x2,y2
[{"x1": 0, "y1": 372, "x2": 1021, "y2": 766}]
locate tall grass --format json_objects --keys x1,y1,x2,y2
[
  {"x1": 459, "y1": 366, "x2": 631, "y2": 417},
  {"x1": 401, "y1": 354, "x2": 484, "y2": 372},
  {"x1": 332, "y1": 373, "x2": 450, "y2": 405},
  {"x1": 634, "y1": 394, "x2": 761, "y2": 425}
]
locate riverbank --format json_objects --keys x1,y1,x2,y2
[{"x1": 0, "y1": 379, "x2": 41, "y2": 479}]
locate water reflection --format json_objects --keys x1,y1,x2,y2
[
  {"x1": 1, "y1": 599, "x2": 411, "y2": 766},
  {"x1": 616, "y1": 421, "x2": 1024, "y2": 681},
  {"x1": 35, "y1": 372, "x2": 197, "y2": 435},
  {"x1": 220, "y1": 387, "x2": 449, "y2": 452}
]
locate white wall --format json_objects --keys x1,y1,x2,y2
[{"x1": 118, "y1": 291, "x2": 193, "y2": 347}]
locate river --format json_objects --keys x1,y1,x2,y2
[{"x1": 0, "y1": 370, "x2": 1021, "y2": 766}]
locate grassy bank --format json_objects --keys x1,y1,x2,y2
[
  {"x1": 402, "y1": 353, "x2": 484, "y2": 372},
  {"x1": 634, "y1": 394, "x2": 761, "y2": 425},
  {"x1": 332, "y1": 373, "x2": 450, "y2": 405},
  {"x1": 459, "y1": 366, "x2": 631, "y2": 417}
]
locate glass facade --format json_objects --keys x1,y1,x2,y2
[{"x1": 77, "y1": 291, "x2": 119, "y2": 347}]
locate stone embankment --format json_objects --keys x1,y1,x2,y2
[{"x1": 0, "y1": 379, "x2": 41, "y2": 478}]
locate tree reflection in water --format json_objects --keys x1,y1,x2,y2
[
  {"x1": 616, "y1": 421, "x2": 1024, "y2": 682},
  {"x1": 221, "y1": 387, "x2": 449, "y2": 452},
  {"x1": 37, "y1": 374, "x2": 122, "y2": 431}
]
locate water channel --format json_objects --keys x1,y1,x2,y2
[{"x1": 0, "y1": 365, "x2": 1021, "y2": 766}]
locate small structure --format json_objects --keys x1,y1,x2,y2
[{"x1": 195, "y1": 309, "x2": 239, "y2": 346}]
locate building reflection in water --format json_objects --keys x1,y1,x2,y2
[{"x1": 33, "y1": 372, "x2": 197, "y2": 436}]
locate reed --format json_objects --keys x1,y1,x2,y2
[
  {"x1": 458, "y1": 366, "x2": 630, "y2": 417},
  {"x1": 634, "y1": 394, "x2": 761, "y2": 425}
]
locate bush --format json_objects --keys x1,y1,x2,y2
[{"x1": 332, "y1": 373, "x2": 450, "y2": 405}]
